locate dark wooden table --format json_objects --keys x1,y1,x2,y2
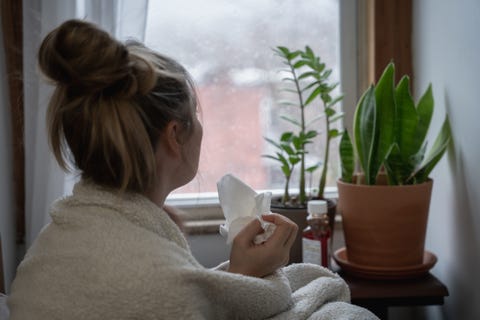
[{"x1": 339, "y1": 272, "x2": 449, "y2": 319}]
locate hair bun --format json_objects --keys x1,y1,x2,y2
[{"x1": 38, "y1": 19, "x2": 155, "y2": 98}]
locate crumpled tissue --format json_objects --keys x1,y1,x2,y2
[{"x1": 217, "y1": 174, "x2": 276, "y2": 244}]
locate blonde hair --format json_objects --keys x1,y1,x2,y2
[{"x1": 38, "y1": 19, "x2": 197, "y2": 193}]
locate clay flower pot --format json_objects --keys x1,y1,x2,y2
[{"x1": 337, "y1": 177, "x2": 433, "y2": 268}]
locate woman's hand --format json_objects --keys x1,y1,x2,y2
[{"x1": 227, "y1": 213, "x2": 298, "y2": 278}]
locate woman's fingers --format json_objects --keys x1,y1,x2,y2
[
  {"x1": 233, "y1": 218, "x2": 263, "y2": 246},
  {"x1": 284, "y1": 225, "x2": 297, "y2": 248},
  {"x1": 228, "y1": 214, "x2": 298, "y2": 278},
  {"x1": 262, "y1": 213, "x2": 298, "y2": 247}
]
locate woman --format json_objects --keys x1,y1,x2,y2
[{"x1": 8, "y1": 20, "x2": 377, "y2": 319}]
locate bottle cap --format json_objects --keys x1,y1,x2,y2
[{"x1": 307, "y1": 200, "x2": 327, "y2": 215}]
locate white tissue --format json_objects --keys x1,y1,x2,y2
[{"x1": 217, "y1": 174, "x2": 276, "y2": 244}]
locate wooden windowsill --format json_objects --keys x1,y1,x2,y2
[{"x1": 182, "y1": 219, "x2": 225, "y2": 235}]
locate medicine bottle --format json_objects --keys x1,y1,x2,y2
[{"x1": 302, "y1": 200, "x2": 331, "y2": 268}]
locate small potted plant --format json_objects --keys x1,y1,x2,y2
[
  {"x1": 264, "y1": 46, "x2": 343, "y2": 262},
  {"x1": 337, "y1": 62, "x2": 451, "y2": 274}
]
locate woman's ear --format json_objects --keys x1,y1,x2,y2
[{"x1": 163, "y1": 120, "x2": 183, "y2": 157}]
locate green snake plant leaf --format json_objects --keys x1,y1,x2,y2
[
  {"x1": 395, "y1": 76, "x2": 419, "y2": 161},
  {"x1": 383, "y1": 75, "x2": 419, "y2": 184},
  {"x1": 413, "y1": 84, "x2": 434, "y2": 153},
  {"x1": 371, "y1": 62, "x2": 396, "y2": 184},
  {"x1": 412, "y1": 116, "x2": 451, "y2": 183},
  {"x1": 384, "y1": 143, "x2": 414, "y2": 185},
  {"x1": 353, "y1": 85, "x2": 377, "y2": 184},
  {"x1": 339, "y1": 130, "x2": 354, "y2": 183}
]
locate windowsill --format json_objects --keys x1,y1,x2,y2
[
  {"x1": 183, "y1": 219, "x2": 226, "y2": 235},
  {"x1": 169, "y1": 187, "x2": 339, "y2": 236}
]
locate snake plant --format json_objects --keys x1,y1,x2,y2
[{"x1": 340, "y1": 62, "x2": 451, "y2": 185}]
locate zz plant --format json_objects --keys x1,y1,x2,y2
[
  {"x1": 264, "y1": 46, "x2": 343, "y2": 205},
  {"x1": 339, "y1": 62, "x2": 451, "y2": 185}
]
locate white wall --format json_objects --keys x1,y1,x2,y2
[
  {"x1": 0, "y1": 18, "x2": 17, "y2": 293},
  {"x1": 413, "y1": 0, "x2": 480, "y2": 319}
]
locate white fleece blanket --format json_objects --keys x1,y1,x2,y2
[{"x1": 8, "y1": 181, "x2": 378, "y2": 320}]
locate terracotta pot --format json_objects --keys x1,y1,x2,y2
[
  {"x1": 337, "y1": 177, "x2": 433, "y2": 268},
  {"x1": 271, "y1": 199, "x2": 336, "y2": 264}
]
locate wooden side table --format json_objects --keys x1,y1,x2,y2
[{"x1": 339, "y1": 272, "x2": 449, "y2": 319}]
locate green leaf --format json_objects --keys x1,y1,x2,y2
[
  {"x1": 326, "y1": 82, "x2": 338, "y2": 92},
  {"x1": 327, "y1": 95, "x2": 344, "y2": 108},
  {"x1": 353, "y1": 85, "x2": 377, "y2": 184},
  {"x1": 262, "y1": 154, "x2": 281, "y2": 162},
  {"x1": 298, "y1": 71, "x2": 319, "y2": 80},
  {"x1": 370, "y1": 62, "x2": 396, "y2": 184},
  {"x1": 293, "y1": 60, "x2": 308, "y2": 69},
  {"x1": 413, "y1": 84, "x2": 434, "y2": 153},
  {"x1": 264, "y1": 137, "x2": 282, "y2": 149},
  {"x1": 413, "y1": 116, "x2": 451, "y2": 183},
  {"x1": 280, "y1": 132, "x2": 294, "y2": 142},
  {"x1": 277, "y1": 152, "x2": 289, "y2": 163},
  {"x1": 305, "y1": 46, "x2": 314, "y2": 58},
  {"x1": 287, "y1": 50, "x2": 302, "y2": 60},
  {"x1": 321, "y1": 93, "x2": 332, "y2": 104},
  {"x1": 325, "y1": 107, "x2": 336, "y2": 117},
  {"x1": 277, "y1": 100, "x2": 297, "y2": 107},
  {"x1": 281, "y1": 77, "x2": 296, "y2": 83},
  {"x1": 305, "y1": 86, "x2": 322, "y2": 106},
  {"x1": 320, "y1": 69, "x2": 332, "y2": 80},
  {"x1": 301, "y1": 80, "x2": 322, "y2": 92},
  {"x1": 304, "y1": 130, "x2": 318, "y2": 139},
  {"x1": 395, "y1": 75, "x2": 419, "y2": 161},
  {"x1": 289, "y1": 155, "x2": 301, "y2": 165},
  {"x1": 281, "y1": 164, "x2": 291, "y2": 177},
  {"x1": 292, "y1": 136, "x2": 303, "y2": 150},
  {"x1": 305, "y1": 114, "x2": 325, "y2": 128},
  {"x1": 384, "y1": 143, "x2": 414, "y2": 185},
  {"x1": 282, "y1": 144, "x2": 295, "y2": 155},
  {"x1": 329, "y1": 112, "x2": 344, "y2": 123},
  {"x1": 409, "y1": 142, "x2": 427, "y2": 169},
  {"x1": 280, "y1": 115, "x2": 302, "y2": 127},
  {"x1": 281, "y1": 88, "x2": 301, "y2": 94},
  {"x1": 339, "y1": 130, "x2": 354, "y2": 183},
  {"x1": 274, "y1": 46, "x2": 290, "y2": 57},
  {"x1": 328, "y1": 128, "x2": 340, "y2": 138}
]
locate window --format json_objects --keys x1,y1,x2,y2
[{"x1": 145, "y1": 0, "x2": 357, "y2": 201}]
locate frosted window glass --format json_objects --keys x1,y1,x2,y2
[{"x1": 145, "y1": 0, "x2": 340, "y2": 194}]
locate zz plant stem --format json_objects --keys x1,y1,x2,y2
[{"x1": 264, "y1": 46, "x2": 343, "y2": 206}]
